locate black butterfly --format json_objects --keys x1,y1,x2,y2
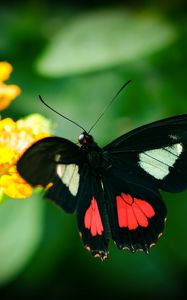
[{"x1": 17, "y1": 83, "x2": 187, "y2": 260}]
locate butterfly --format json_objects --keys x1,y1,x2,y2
[{"x1": 17, "y1": 82, "x2": 187, "y2": 260}]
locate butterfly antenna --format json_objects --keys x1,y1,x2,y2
[
  {"x1": 39, "y1": 95, "x2": 86, "y2": 132},
  {"x1": 88, "y1": 80, "x2": 132, "y2": 134}
]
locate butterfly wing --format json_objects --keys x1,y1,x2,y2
[
  {"x1": 104, "y1": 114, "x2": 187, "y2": 193},
  {"x1": 102, "y1": 114, "x2": 187, "y2": 252},
  {"x1": 102, "y1": 168, "x2": 166, "y2": 252},
  {"x1": 17, "y1": 136, "x2": 82, "y2": 213},
  {"x1": 77, "y1": 165, "x2": 110, "y2": 259}
]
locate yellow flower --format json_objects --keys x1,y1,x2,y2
[
  {"x1": 0, "y1": 61, "x2": 21, "y2": 110},
  {"x1": 0, "y1": 114, "x2": 52, "y2": 200}
]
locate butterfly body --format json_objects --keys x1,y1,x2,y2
[
  {"x1": 76, "y1": 132, "x2": 110, "y2": 177},
  {"x1": 17, "y1": 113, "x2": 187, "y2": 260}
]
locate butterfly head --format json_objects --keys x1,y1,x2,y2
[{"x1": 78, "y1": 132, "x2": 94, "y2": 145}]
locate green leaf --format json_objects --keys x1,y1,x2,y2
[
  {"x1": 36, "y1": 9, "x2": 177, "y2": 77},
  {"x1": 0, "y1": 195, "x2": 44, "y2": 285}
]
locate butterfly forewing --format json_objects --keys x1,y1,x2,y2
[
  {"x1": 17, "y1": 137, "x2": 82, "y2": 212},
  {"x1": 104, "y1": 114, "x2": 187, "y2": 193},
  {"x1": 105, "y1": 114, "x2": 187, "y2": 151}
]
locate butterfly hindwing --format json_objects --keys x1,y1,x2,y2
[
  {"x1": 77, "y1": 166, "x2": 110, "y2": 259},
  {"x1": 102, "y1": 168, "x2": 167, "y2": 252},
  {"x1": 17, "y1": 137, "x2": 81, "y2": 213}
]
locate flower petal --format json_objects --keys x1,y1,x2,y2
[
  {"x1": 0, "y1": 173, "x2": 33, "y2": 199},
  {"x1": 0, "y1": 83, "x2": 21, "y2": 110},
  {"x1": 0, "y1": 146, "x2": 16, "y2": 163},
  {"x1": 0, "y1": 62, "x2": 13, "y2": 82}
]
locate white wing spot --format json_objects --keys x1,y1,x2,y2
[
  {"x1": 139, "y1": 143, "x2": 183, "y2": 179},
  {"x1": 55, "y1": 154, "x2": 61, "y2": 162},
  {"x1": 56, "y1": 164, "x2": 80, "y2": 196},
  {"x1": 177, "y1": 143, "x2": 183, "y2": 154}
]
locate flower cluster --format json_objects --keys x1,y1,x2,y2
[{"x1": 0, "y1": 62, "x2": 51, "y2": 202}]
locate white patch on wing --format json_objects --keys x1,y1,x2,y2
[
  {"x1": 139, "y1": 143, "x2": 183, "y2": 179},
  {"x1": 169, "y1": 134, "x2": 179, "y2": 141},
  {"x1": 56, "y1": 164, "x2": 80, "y2": 196}
]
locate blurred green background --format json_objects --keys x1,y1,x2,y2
[{"x1": 1, "y1": 0, "x2": 187, "y2": 299}]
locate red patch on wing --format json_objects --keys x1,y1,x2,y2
[
  {"x1": 116, "y1": 193, "x2": 155, "y2": 230},
  {"x1": 84, "y1": 197, "x2": 104, "y2": 236}
]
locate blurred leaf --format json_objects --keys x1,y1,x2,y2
[
  {"x1": 19, "y1": 202, "x2": 75, "y2": 285},
  {"x1": 104, "y1": 247, "x2": 179, "y2": 297},
  {"x1": 0, "y1": 195, "x2": 44, "y2": 285},
  {"x1": 36, "y1": 9, "x2": 177, "y2": 77}
]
